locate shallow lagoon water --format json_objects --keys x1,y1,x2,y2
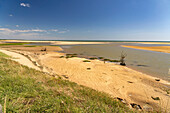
[{"x1": 63, "y1": 43, "x2": 170, "y2": 81}]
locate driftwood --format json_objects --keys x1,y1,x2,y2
[{"x1": 120, "y1": 52, "x2": 127, "y2": 66}]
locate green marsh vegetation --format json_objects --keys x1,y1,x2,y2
[
  {"x1": 24, "y1": 45, "x2": 37, "y2": 47},
  {"x1": 88, "y1": 56, "x2": 119, "y2": 63},
  {"x1": 65, "y1": 53, "x2": 77, "y2": 59},
  {"x1": 83, "y1": 60, "x2": 91, "y2": 62},
  {"x1": 89, "y1": 57, "x2": 98, "y2": 60},
  {"x1": 0, "y1": 43, "x2": 29, "y2": 46},
  {"x1": 0, "y1": 52, "x2": 132, "y2": 112},
  {"x1": 103, "y1": 58, "x2": 120, "y2": 63}
]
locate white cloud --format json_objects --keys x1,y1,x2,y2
[
  {"x1": 0, "y1": 28, "x2": 13, "y2": 34},
  {"x1": 0, "y1": 28, "x2": 70, "y2": 34},
  {"x1": 0, "y1": 27, "x2": 70, "y2": 39},
  {"x1": 9, "y1": 14, "x2": 13, "y2": 17},
  {"x1": 14, "y1": 29, "x2": 31, "y2": 33},
  {"x1": 58, "y1": 30, "x2": 70, "y2": 33},
  {"x1": 0, "y1": 28, "x2": 43, "y2": 39},
  {"x1": 50, "y1": 29, "x2": 58, "y2": 32},
  {"x1": 58, "y1": 31, "x2": 66, "y2": 33},
  {"x1": 0, "y1": 32, "x2": 41, "y2": 40},
  {"x1": 0, "y1": 28, "x2": 48, "y2": 33},
  {"x1": 0, "y1": 31, "x2": 61, "y2": 40},
  {"x1": 20, "y1": 3, "x2": 30, "y2": 7},
  {"x1": 0, "y1": 27, "x2": 71, "y2": 40},
  {"x1": 31, "y1": 29, "x2": 46, "y2": 32}
]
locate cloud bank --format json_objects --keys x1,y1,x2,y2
[
  {"x1": 0, "y1": 27, "x2": 69, "y2": 39},
  {"x1": 0, "y1": 28, "x2": 61, "y2": 33}
]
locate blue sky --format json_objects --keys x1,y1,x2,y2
[{"x1": 0, "y1": 0, "x2": 170, "y2": 41}]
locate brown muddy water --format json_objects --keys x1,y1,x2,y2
[{"x1": 62, "y1": 43, "x2": 170, "y2": 82}]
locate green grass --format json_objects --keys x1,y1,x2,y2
[
  {"x1": 24, "y1": 45, "x2": 37, "y2": 47},
  {"x1": 59, "y1": 56, "x2": 65, "y2": 58},
  {"x1": 0, "y1": 52, "x2": 10, "y2": 58},
  {"x1": 0, "y1": 43, "x2": 29, "y2": 46},
  {"x1": 89, "y1": 57, "x2": 98, "y2": 60},
  {"x1": 0, "y1": 54, "x2": 133, "y2": 112},
  {"x1": 109, "y1": 60, "x2": 120, "y2": 62},
  {"x1": 65, "y1": 54, "x2": 77, "y2": 59},
  {"x1": 103, "y1": 59, "x2": 120, "y2": 62},
  {"x1": 98, "y1": 57, "x2": 104, "y2": 59}
]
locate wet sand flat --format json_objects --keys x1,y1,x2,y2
[{"x1": 64, "y1": 43, "x2": 170, "y2": 81}]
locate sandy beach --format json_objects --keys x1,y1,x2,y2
[
  {"x1": 0, "y1": 43, "x2": 169, "y2": 112},
  {"x1": 122, "y1": 45, "x2": 170, "y2": 53}
]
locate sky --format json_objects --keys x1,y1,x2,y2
[{"x1": 0, "y1": 0, "x2": 170, "y2": 41}]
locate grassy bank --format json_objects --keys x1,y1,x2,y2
[{"x1": 0, "y1": 52, "x2": 133, "y2": 112}]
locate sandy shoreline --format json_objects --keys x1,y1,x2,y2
[
  {"x1": 122, "y1": 45, "x2": 170, "y2": 53},
  {"x1": 0, "y1": 44, "x2": 169, "y2": 112}
]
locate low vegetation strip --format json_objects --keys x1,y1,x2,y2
[
  {"x1": 0, "y1": 52, "x2": 132, "y2": 112},
  {"x1": 0, "y1": 43, "x2": 29, "y2": 46}
]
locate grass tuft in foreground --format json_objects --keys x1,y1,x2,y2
[{"x1": 0, "y1": 53, "x2": 133, "y2": 112}]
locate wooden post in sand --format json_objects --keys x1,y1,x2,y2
[{"x1": 120, "y1": 52, "x2": 127, "y2": 66}]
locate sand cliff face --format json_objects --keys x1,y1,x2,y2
[{"x1": 0, "y1": 45, "x2": 170, "y2": 112}]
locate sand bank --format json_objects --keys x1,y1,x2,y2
[
  {"x1": 138, "y1": 42, "x2": 170, "y2": 45},
  {"x1": 0, "y1": 45, "x2": 170, "y2": 111},
  {"x1": 2, "y1": 40, "x2": 112, "y2": 45},
  {"x1": 122, "y1": 45, "x2": 170, "y2": 53},
  {"x1": 38, "y1": 52, "x2": 170, "y2": 111}
]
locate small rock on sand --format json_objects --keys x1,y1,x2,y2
[
  {"x1": 151, "y1": 96, "x2": 160, "y2": 100},
  {"x1": 130, "y1": 103, "x2": 142, "y2": 110},
  {"x1": 62, "y1": 75, "x2": 69, "y2": 79},
  {"x1": 155, "y1": 79, "x2": 160, "y2": 81},
  {"x1": 115, "y1": 97, "x2": 128, "y2": 105},
  {"x1": 143, "y1": 104, "x2": 153, "y2": 112},
  {"x1": 87, "y1": 68, "x2": 91, "y2": 70},
  {"x1": 127, "y1": 81, "x2": 133, "y2": 83}
]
